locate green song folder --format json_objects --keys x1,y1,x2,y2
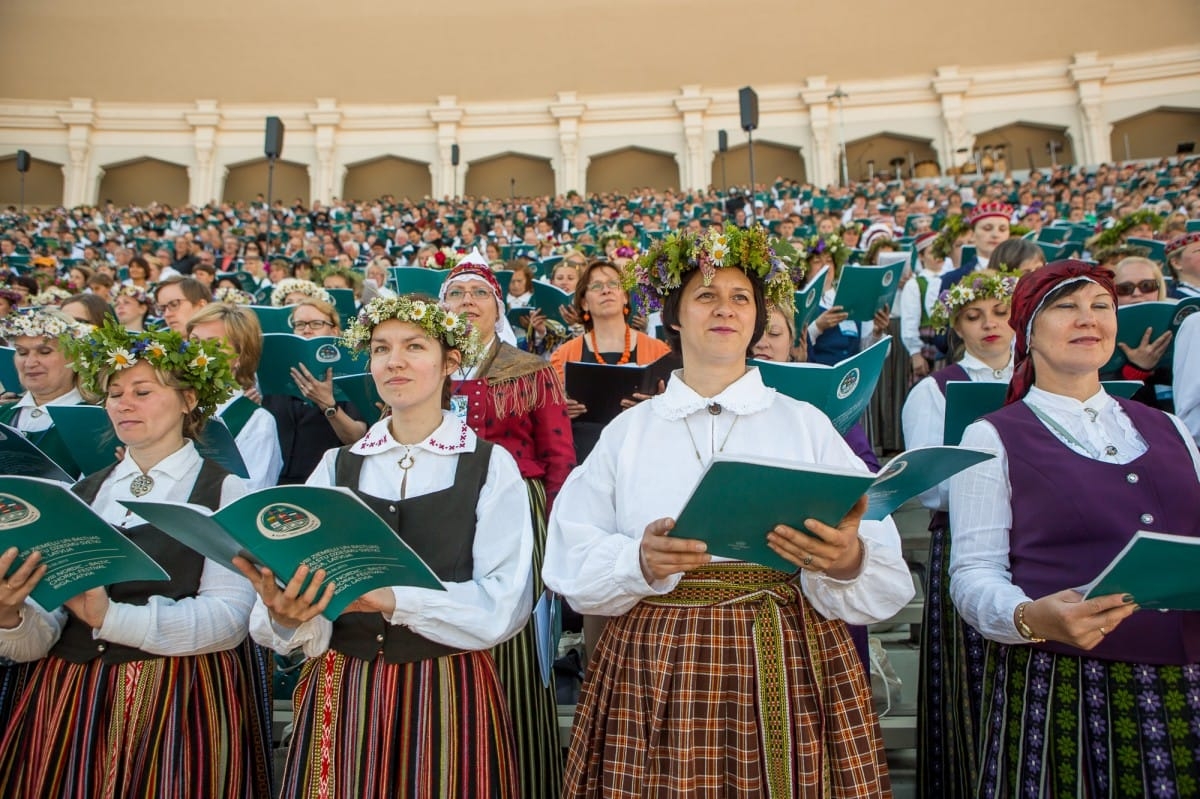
[
  {"x1": 122, "y1": 485, "x2": 445, "y2": 619},
  {"x1": 792, "y1": 265, "x2": 829, "y2": 335},
  {"x1": 389, "y1": 267, "x2": 449, "y2": 296},
  {"x1": 258, "y1": 334, "x2": 362, "y2": 402},
  {"x1": 249, "y1": 305, "x2": 296, "y2": 335},
  {"x1": 0, "y1": 423, "x2": 75, "y2": 483},
  {"x1": 1102, "y1": 298, "x2": 1200, "y2": 372},
  {"x1": 943, "y1": 379, "x2": 1144, "y2": 445},
  {"x1": 831, "y1": 261, "x2": 905, "y2": 322},
  {"x1": 0, "y1": 476, "x2": 169, "y2": 610},
  {"x1": 0, "y1": 347, "x2": 18, "y2": 394},
  {"x1": 331, "y1": 373, "x2": 384, "y2": 425},
  {"x1": 1082, "y1": 530, "x2": 1200, "y2": 610}
]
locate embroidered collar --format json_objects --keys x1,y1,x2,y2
[
  {"x1": 651, "y1": 367, "x2": 776, "y2": 420},
  {"x1": 958, "y1": 351, "x2": 1014, "y2": 379},
  {"x1": 351, "y1": 411, "x2": 477, "y2": 455},
  {"x1": 111, "y1": 439, "x2": 200, "y2": 485},
  {"x1": 15, "y1": 387, "x2": 83, "y2": 410}
]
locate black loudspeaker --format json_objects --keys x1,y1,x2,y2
[
  {"x1": 451, "y1": 144, "x2": 460, "y2": 166},
  {"x1": 738, "y1": 87, "x2": 758, "y2": 133},
  {"x1": 264, "y1": 117, "x2": 285, "y2": 159},
  {"x1": 15, "y1": 150, "x2": 30, "y2": 173},
  {"x1": 718, "y1": 130, "x2": 728, "y2": 153}
]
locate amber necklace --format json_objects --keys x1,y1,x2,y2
[{"x1": 589, "y1": 325, "x2": 632, "y2": 365}]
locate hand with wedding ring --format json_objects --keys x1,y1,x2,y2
[
  {"x1": 291, "y1": 363, "x2": 336, "y2": 411},
  {"x1": 767, "y1": 495, "x2": 869, "y2": 579},
  {"x1": 639, "y1": 517, "x2": 711, "y2": 583},
  {"x1": 1017, "y1": 589, "x2": 1137, "y2": 650},
  {"x1": 0, "y1": 546, "x2": 46, "y2": 629}
]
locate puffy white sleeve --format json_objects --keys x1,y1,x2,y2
[
  {"x1": 543, "y1": 425, "x2": 683, "y2": 617},
  {"x1": 947, "y1": 420, "x2": 1028, "y2": 644},
  {"x1": 235, "y1": 408, "x2": 284, "y2": 491},
  {"x1": 898, "y1": 278, "x2": 924, "y2": 356},
  {"x1": 1173, "y1": 314, "x2": 1200, "y2": 446},
  {"x1": 901, "y1": 376, "x2": 950, "y2": 511},
  {"x1": 94, "y1": 475, "x2": 257, "y2": 656},
  {"x1": 0, "y1": 603, "x2": 67, "y2": 662}
]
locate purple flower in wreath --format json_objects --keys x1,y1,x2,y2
[{"x1": 131, "y1": 339, "x2": 149, "y2": 356}]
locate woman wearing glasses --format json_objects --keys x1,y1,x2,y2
[
  {"x1": 261, "y1": 298, "x2": 367, "y2": 484},
  {"x1": 550, "y1": 260, "x2": 671, "y2": 461},
  {"x1": 1102, "y1": 256, "x2": 1174, "y2": 410},
  {"x1": 440, "y1": 253, "x2": 574, "y2": 799}
]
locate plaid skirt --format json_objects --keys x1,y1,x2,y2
[
  {"x1": 977, "y1": 642, "x2": 1200, "y2": 798},
  {"x1": 279, "y1": 649, "x2": 518, "y2": 799},
  {"x1": 563, "y1": 562, "x2": 891, "y2": 798},
  {"x1": 0, "y1": 647, "x2": 272, "y2": 799},
  {"x1": 916, "y1": 518, "x2": 987, "y2": 797}
]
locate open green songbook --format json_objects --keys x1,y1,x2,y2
[
  {"x1": 1081, "y1": 531, "x2": 1200, "y2": 610},
  {"x1": 0, "y1": 423, "x2": 75, "y2": 482},
  {"x1": 830, "y1": 261, "x2": 905, "y2": 321},
  {"x1": 0, "y1": 476, "x2": 169, "y2": 610},
  {"x1": 121, "y1": 485, "x2": 445, "y2": 619},
  {"x1": 672, "y1": 447, "x2": 994, "y2": 573}
]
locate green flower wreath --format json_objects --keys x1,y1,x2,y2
[
  {"x1": 622, "y1": 224, "x2": 795, "y2": 313},
  {"x1": 341, "y1": 294, "x2": 485, "y2": 368},
  {"x1": 931, "y1": 214, "x2": 970, "y2": 261},
  {"x1": 60, "y1": 319, "x2": 237, "y2": 418},
  {"x1": 929, "y1": 269, "x2": 1020, "y2": 332},
  {"x1": 1091, "y1": 209, "x2": 1163, "y2": 250}
]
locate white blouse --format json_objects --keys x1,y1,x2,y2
[
  {"x1": 948, "y1": 386, "x2": 1200, "y2": 644},
  {"x1": 10, "y1": 388, "x2": 84, "y2": 432},
  {"x1": 216, "y1": 390, "x2": 283, "y2": 491},
  {"x1": 543, "y1": 368, "x2": 915, "y2": 625},
  {"x1": 897, "y1": 268, "x2": 945, "y2": 357},
  {"x1": 1173, "y1": 313, "x2": 1200, "y2": 446},
  {"x1": 900, "y1": 351, "x2": 1013, "y2": 511},
  {"x1": 0, "y1": 440, "x2": 254, "y2": 662},
  {"x1": 248, "y1": 411, "x2": 534, "y2": 657}
]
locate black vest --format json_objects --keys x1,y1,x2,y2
[
  {"x1": 327, "y1": 441, "x2": 493, "y2": 664},
  {"x1": 50, "y1": 458, "x2": 230, "y2": 664}
]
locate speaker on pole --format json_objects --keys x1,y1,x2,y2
[
  {"x1": 718, "y1": 130, "x2": 728, "y2": 153},
  {"x1": 738, "y1": 87, "x2": 758, "y2": 133},
  {"x1": 264, "y1": 117, "x2": 285, "y2": 159},
  {"x1": 450, "y1": 144, "x2": 460, "y2": 167},
  {"x1": 15, "y1": 150, "x2": 31, "y2": 173}
]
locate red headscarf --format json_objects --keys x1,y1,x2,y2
[{"x1": 1005, "y1": 259, "x2": 1116, "y2": 405}]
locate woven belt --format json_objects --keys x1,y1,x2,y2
[{"x1": 643, "y1": 562, "x2": 828, "y2": 797}]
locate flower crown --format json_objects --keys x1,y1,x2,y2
[
  {"x1": 341, "y1": 294, "x2": 485, "y2": 368},
  {"x1": 1091, "y1": 208, "x2": 1163, "y2": 250},
  {"x1": 212, "y1": 286, "x2": 254, "y2": 305},
  {"x1": 31, "y1": 286, "x2": 73, "y2": 306},
  {"x1": 59, "y1": 320, "x2": 237, "y2": 418},
  {"x1": 929, "y1": 270, "x2": 1020, "y2": 331},
  {"x1": 271, "y1": 278, "x2": 332, "y2": 307},
  {"x1": 0, "y1": 307, "x2": 91, "y2": 341},
  {"x1": 115, "y1": 284, "x2": 152, "y2": 304},
  {"x1": 931, "y1": 214, "x2": 970, "y2": 261},
  {"x1": 622, "y1": 224, "x2": 794, "y2": 313},
  {"x1": 799, "y1": 233, "x2": 852, "y2": 268},
  {"x1": 423, "y1": 247, "x2": 463, "y2": 270}
]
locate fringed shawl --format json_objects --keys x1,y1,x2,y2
[{"x1": 476, "y1": 340, "x2": 568, "y2": 419}]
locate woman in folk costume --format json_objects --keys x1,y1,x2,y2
[
  {"x1": 544, "y1": 225, "x2": 914, "y2": 798},
  {"x1": 237, "y1": 294, "x2": 532, "y2": 798},
  {"x1": 900, "y1": 268, "x2": 1018, "y2": 798},
  {"x1": 0, "y1": 320, "x2": 272, "y2": 798},
  {"x1": 949, "y1": 260, "x2": 1200, "y2": 797},
  {"x1": 897, "y1": 230, "x2": 948, "y2": 380},
  {"x1": 438, "y1": 252, "x2": 574, "y2": 799}
]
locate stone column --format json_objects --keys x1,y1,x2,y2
[
  {"x1": 1070, "y1": 53, "x2": 1113, "y2": 166},
  {"x1": 674, "y1": 86, "x2": 711, "y2": 191},
  {"x1": 933, "y1": 67, "x2": 975, "y2": 176},
  {"x1": 800, "y1": 79, "x2": 836, "y2": 189},
  {"x1": 429, "y1": 96, "x2": 463, "y2": 199},
  {"x1": 308, "y1": 98, "x2": 342, "y2": 203},
  {"x1": 186, "y1": 100, "x2": 220, "y2": 205},
  {"x1": 550, "y1": 92, "x2": 586, "y2": 195},
  {"x1": 57, "y1": 98, "x2": 96, "y2": 207}
]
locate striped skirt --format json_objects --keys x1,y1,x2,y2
[
  {"x1": 977, "y1": 642, "x2": 1200, "y2": 798},
  {"x1": 488, "y1": 477, "x2": 563, "y2": 799},
  {"x1": 0, "y1": 660, "x2": 29, "y2": 727},
  {"x1": 279, "y1": 648, "x2": 518, "y2": 798},
  {"x1": 0, "y1": 648, "x2": 272, "y2": 799},
  {"x1": 563, "y1": 563, "x2": 892, "y2": 798},
  {"x1": 916, "y1": 518, "x2": 987, "y2": 797}
]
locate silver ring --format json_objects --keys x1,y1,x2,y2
[
  {"x1": 802, "y1": 555, "x2": 814, "y2": 567},
  {"x1": 1099, "y1": 626, "x2": 1108, "y2": 636}
]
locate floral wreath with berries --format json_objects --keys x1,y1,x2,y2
[
  {"x1": 60, "y1": 319, "x2": 237, "y2": 418},
  {"x1": 341, "y1": 294, "x2": 485, "y2": 368}
]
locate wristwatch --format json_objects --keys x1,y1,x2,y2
[
  {"x1": 322, "y1": 404, "x2": 338, "y2": 418},
  {"x1": 1015, "y1": 601, "x2": 1046, "y2": 643}
]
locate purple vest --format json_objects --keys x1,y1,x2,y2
[
  {"x1": 931, "y1": 363, "x2": 968, "y2": 397},
  {"x1": 988, "y1": 397, "x2": 1200, "y2": 664}
]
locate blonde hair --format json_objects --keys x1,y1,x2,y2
[
  {"x1": 289, "y1": 297, "x2": 340, "y2": 330},
  {"x1": 186, "y1": 302, "x2": 264, "y2": 390},
  {"x1": 1114, "y1": 256, "x2": 1167, "y2": 301}
]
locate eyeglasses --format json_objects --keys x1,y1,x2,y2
[
  {"x1": 158, "y1": 298, "x2": 188, "y2": 312},
  {"x1": 1114, "y1": 279, "x2": 1159, "y2": 297},
  {"x1": 291, "y1": 319, "x2": 335, "y2": 332},
  {"x1": 586, "y1": 280, "x2": 621, "y2": 293},
  {"x1": 445, "y1": 288, "x2": 494, "y2": 301}
]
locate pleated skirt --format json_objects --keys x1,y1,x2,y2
[
  {"x1": 977, "y1": 643, "x2": 1200, "y2": 798},
  {"x1": 563, "y1": 563, "x2": 892, "y2": 798},
  {"x1": 279, "y1": 648, "x2": 518, "y2": 799},
  {"x1": 866, "y1": 318, "x2": 910, "y2": 453},
  {"x1": 916, "y1": 519, "x2": 987, "y2": 797},
  {"x1": 0, "y1": 646, "x2": 272, "y2": 799},
  {"x1": 488, "y1": 477, "x2": 563, "y2": 799}
]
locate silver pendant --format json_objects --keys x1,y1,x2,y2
[
  {"x1": 707, "y1": 403, "x2": 722, "y2": 415},
  {"x1": 130, "y1": 474, "x2": 155, "y2": 497},
  {"x1": 1104, "y1": 445, "x2": 1118, "y2": 457}
]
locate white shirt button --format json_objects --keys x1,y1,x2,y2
[{"x1": 1140, "y1": 513, "x2": 1154, "y2": 525}]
